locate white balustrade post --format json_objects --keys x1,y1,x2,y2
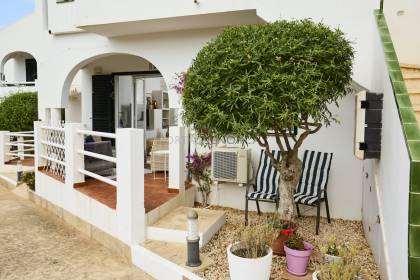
[
  {"x1": 64, "y1": 123, "x2": 85, "y2": 186},
  {"x1": 17, "y1": 136, "x2": 24, "y2": 160},
  {"x1": 50, "y1": 108, "x2": 62, "y2": 126},
  {"x1": 33, "y1": 121, "x2": 42, "y2": 169},
  {"x1": 169, "y1": 126, "x2": 186, "y2": 191},
  {"x1": 116, "y1": 128, "x2": 145, "y2": 245},
  {"x1": 0, "y1": 131, "x2": 10, "y2": 168}
]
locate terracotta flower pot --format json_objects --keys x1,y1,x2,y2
[
  {"x1": 284, "y1": 241, "x2": 314, "y2": 276},
  {"x1": 272, "y1": 234, "x2": 288, "y2": 256},
  {"x1": 272, "y1": 223, "x2": 297, "y2": 256}
]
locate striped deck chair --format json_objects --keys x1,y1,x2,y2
[
  {"x1": 294, "y1": 150, "x2": 333, "y2": 235},
  {"x1": 245, "y1": 150, "x2": 281, "y2": 225}
]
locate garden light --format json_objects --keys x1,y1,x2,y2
[{"x1": 186, "y1": 209, "x2": 201, "y2": 267}]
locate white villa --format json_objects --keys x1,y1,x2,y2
[{"x1": 0, "y1": 0, "x2": 419, "y2": 279}]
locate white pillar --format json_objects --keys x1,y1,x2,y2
[
  {"x1": 116, "y1": 128, "x2": 145, "y2": 245},
  {"x1": 0, "y1": 131, "x2": 10, "y2": 167},
  {"x1": 12, "y1": 57, "x2": 26, "y2": 82},
  {"x1": 81, "y1": 68, "x2": 93, "y2": 130},
  {"x1": 64, "y1": 123, "x2": 85, "y2": 186},
  {"x1": 51, "y1": 108, "x2": 62, "y2": 125},
  {"x1": 169, "y1": 126, "x2": 186, "y2": 191},
  {"x1": 33, "y1": 121, "x2": 42, "y2": 170}
]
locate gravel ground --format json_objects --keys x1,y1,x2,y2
[
  {"x1": 198, "y1": 206, "x2": 380, "y2": 280},
  {"x1": 0, "y1": 185, "x2": 154, "y2": 280}
]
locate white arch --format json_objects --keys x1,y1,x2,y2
[
  {"x1": 0, "y1": 51, "x2": 37, "y2": 81},
  {"x1": 61, "y1": 52, "x2": 170, "y2": 107}
]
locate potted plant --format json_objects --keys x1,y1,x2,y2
[
  {"x1": 182, "y1": 20, "x2": 354, "y2": 224},
  {"x1": 19, "y1": 171, "x2": 35, "y2": 192},
  {"x1": 313, "y1": 246, "x2": 361, "y2": 280},
  {"x1": 268, "y1": 215, "x2": 297, "y2": 256},
  {"x1": 284, "y1": 233, "x2": 314, "y2": 276},
  {"x1": 186, "y1": 152, "x2": 212, "y2": 207},
  {"x1": 227, "y1": 223, "x2": 277, "y2": 280},
  {"x1": 320, "y1": 235, "x2": 347, "y2": 263}
]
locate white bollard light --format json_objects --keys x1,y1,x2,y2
[
  {"x1": 186, "y1": 209, "x2": 201, "y2": 267},
  {"x1": 17, "y1": 160, "x2": 23, "y2": 182}
]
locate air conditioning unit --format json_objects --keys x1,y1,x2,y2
[{"x1": 211, "y1": 147, "x2": 250, "y2": 184}]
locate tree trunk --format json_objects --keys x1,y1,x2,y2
[{"x1": 278, "y1": 155, "x2": 301, "y2": 222}]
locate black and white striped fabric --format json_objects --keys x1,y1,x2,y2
[
  {"x1": 294, "y1": 150, "x2": 333, "y2": 205},
  {"x1": 247, "y1": 150, "x2": 281, "y2": 201}
]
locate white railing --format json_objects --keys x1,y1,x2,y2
[
  {"x1": 5, "y1": 131, "x2": 35, "y2": 161},
  {"x1": 40, "y1": 123, "x2": 66, "y2": 180},
  {"x1": 77, "y1": 129, "x2": 117, "y2": 186}
]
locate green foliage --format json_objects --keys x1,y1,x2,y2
[
  {"x1": 319, "y1": 246, "x2": 360, "y2": 280},
  {"x1": 182, "y1": 20, "x2": 354, "y2": 143},
  {"x1": 233, "y1": 222, "x2": 277, "y2": 258},
  {"x1": 0, "y1": 92, "x2": 38, "y2": 132},
  {"x1": 21, "y1": 172, "x2": 35, "y2": 191},
  {"x1": 320, "y1": 235, "x2": 348, "y2": 257},
  {"x1": 285, "y1": 233, "x2": 305, "y2": 251}
]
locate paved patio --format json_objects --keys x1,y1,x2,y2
[{"x1": 0, "y1": 185, "x2": 154, "y2": 280}]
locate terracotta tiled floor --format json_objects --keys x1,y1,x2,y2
[
  {"x1": 7, "y1": 158, "x2": 34, "y2": 166},
  {"x1": 74, "y1": 172, "x2": 177, "y2": 212}
]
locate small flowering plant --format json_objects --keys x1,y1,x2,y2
[
  {"x1": 267, "y1": 215, "x2": 296, "y2": 235},
  {"x1": 171, "y1": 72, "x2": 186, "y2": 95},
  {"x1": 321, "y1": 235, "x2": 348, "y2": 257},
  {"x1": 186, "y1": 152, "x2": 212, "y2": 206}
]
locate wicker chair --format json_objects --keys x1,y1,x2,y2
[{"x1": 150, "y1": 138, "x2": 169, "y2": 179}]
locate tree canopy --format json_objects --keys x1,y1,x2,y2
[
  {"x1": 182, "y1": 20, "x2": 354, "y2": 146},
  {"x1": 0, "y1": 92, "x2": 38, "y2": 132}
]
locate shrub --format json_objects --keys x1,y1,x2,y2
[
  {"x1": 182, "y1": 20, "x2": 354, "y2": 222},
  {"x1": 0, "y1": 92, "x2": 38, "y2": 132},
  {"x1": 21, "y1": 172, "x2": 35, "y2": 191},
  {"x1": 320, "y1": 235, "x2": 348, "y2": 257},
  {"x1": 233, "y1": 223, "x2": 277, "y2": 258},
  {"x1": 319, "y1": 246, "x2": 360, "y2": 280},
  {"x1": 285, "y1": 233, "x2": 305, "y2": 251}
]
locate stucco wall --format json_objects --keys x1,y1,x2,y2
[
  {"x1": 0, "y1": 0, "x2": 382, "y2": 221},
  {"x1": 384, "y1": 0, "x2": 420, "y2": 65}
]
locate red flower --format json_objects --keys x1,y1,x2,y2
[{"x1": 280, "y1": 229, "x2": 291, "y2": 236}]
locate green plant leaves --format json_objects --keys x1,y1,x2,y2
[
  {"x1": 182, "y1": 20, "x2": 354, "y2": 143},
  {"x1": 0, "y1": 92, "x2": 38, "y2": 132}
]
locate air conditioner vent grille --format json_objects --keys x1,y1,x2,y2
[{"x1": 213, "y1": 151, "x2": 237, "y2": 180}]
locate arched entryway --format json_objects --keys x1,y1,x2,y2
[
  {"x1": 0, "y1": 51, "x2": 37, "y2": 84},
  {"x1": 62, "y1": 53, "x2": 179, "y2": 213}
]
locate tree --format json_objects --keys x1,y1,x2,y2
[
  {"x1": 0, "y1": 92, "x2": 38, "y2": 132},
  {"x1": 182, "y1": 20, "x2": 354, "y2": 222}
]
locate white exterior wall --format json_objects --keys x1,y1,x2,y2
[
  {"x1": 384, "y1": 0, "x2": 420, "y2": 64},
  {"x1": 193, "y1": 91, "x2": 363, "y2": 220},
  {"x1": 361, "y1": 24, "x2": 410, "y2": 280},
  {"x1": 0, "y1": 0, "x2": 381, "y2": 221}
]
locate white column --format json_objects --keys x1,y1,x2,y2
[
  {"x1": 81, "y1": 68, "x2": 93, "y2": 130},
  {"x1": 0, "y1": 131, "x2": 10, "y2": 168},
  {"x1": 169, "y1": 126, "x2": 186, "y2": 191},
  {"x1": 33, "y1": 121, "x2": 42, "y2": 170},
  {"x1": 17, "y1": 136, "x2": 24, "y2": 160},
  {"x1": 116, "y1": 128, "x2": 145, "y2": 245},
  {"x1": 51, "y1": 108, "x2": 62, "y2": 125},
  {"x1": 64, "y1": 123, "x2": 85, "y2": 186}
]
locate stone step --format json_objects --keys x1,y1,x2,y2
[
  {"x1": 401, "y1": 63, "x2": 420, "y2": 70},
  {"x1": 131, "y1": 242, "x2": 206, "y2": 280},
  {"x1": 403, "y1": 72, "x2": 420, "y2": 79},
  {"x1": 404, "y1": 79, "x2": 420, "y2": 90},
  {"x1": 401, "y1": 68, "x2": 420, "y2": 75},
  {"x1": 146, "y1": 206, "x2": 225, "y2": 247},
  {"x1": 409, "y1": 94, "x2": 420, "y2": 106},
  {"x1": 408, "y1": 88, "x2": 420, "y2": 95}
]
